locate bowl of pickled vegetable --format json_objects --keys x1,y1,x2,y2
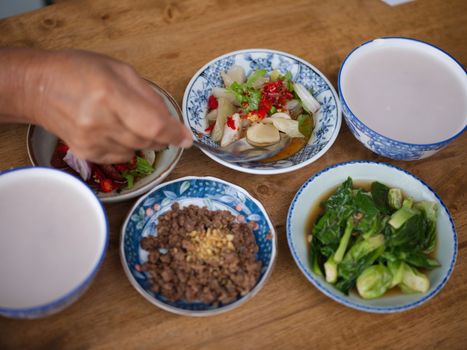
[
  {"x1": 286, "y1": 161, "x2": 457, "y2": 313},
  {"x1": 182, "y1": 49, "x2": 341, "y2": 175}
]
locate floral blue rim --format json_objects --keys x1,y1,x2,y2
[
  {"x1": 120, "y1": 176, "x2": 277, "y2": 316},
  {"x1": 338, "y1": 37, "x2": 467, "y2": 147},
  {"x1": 0, "y1": 166, "x2": 109, "y2": 317},
  {"x1": 286, "y1": 160, "x2": 458, "y2": 313},
  {"x1": 182, "y1": 48, "x2": 342, "y2": 173}
]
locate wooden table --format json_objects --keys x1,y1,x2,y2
[{"x1": 0, "y1": 0, "x2": 466, "y2": 349}]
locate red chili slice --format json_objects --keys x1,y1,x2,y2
[
  {"x1": 100, "y1": 179, "x2": 115, "y2": 193},
  {"x1": 114, "y1": 164, "x2": 129, "y2": 172},
  {"x1": 208, "y1": 95, "x2": 218, "y2": 110},
  {"x1": 205, "y1": 124, "x2": 214, "y2": 133},
  {"x1": 257, "y1": 109, "x2": 267, "y2": 119},
  {"x1": 226, "y1": 116, "x2": 236, "y2": 130},
  {"x1": 56, "y1": 142, "x2": 69, "y2": 154}
]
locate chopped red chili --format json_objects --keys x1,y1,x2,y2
[
  {"x1": 226, "y1": 116, "x2": 236, "y2": 130},
  {"x1": 208, "y1": 95, "x2": 218, "y2": 110},
  {"x1": 100, "y1": 179, "x2": 115, "y2": 193}
]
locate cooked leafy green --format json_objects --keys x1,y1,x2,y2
[{"x1": 308, "y1": 177, "x2": 439, "y2": 299}]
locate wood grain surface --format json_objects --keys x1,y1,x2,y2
[{"x1": 0, "y1": 0, "x2": 466, "y2": 349}]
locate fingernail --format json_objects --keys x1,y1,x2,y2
[{"x1": 179, "y1": 138, "x2": 193, "y2": 149}]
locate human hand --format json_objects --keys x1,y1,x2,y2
[{"x1": 25, "y1": 49, "x2": 192, "y2": 163}]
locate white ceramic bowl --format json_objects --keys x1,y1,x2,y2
[
  {"x1": 287, "y1": 161, "x2": 457, "y2": 313},
  {"x1": 0, "y1": 167, "x2": 108, "y2": 318},
  {"x1": 339, "y1": 37, "x2": 467, "y2": 160},
  {"x1": 27, "y1": 80, "x2": 183, "y2": 203},
  {"x1": 183, "y1": 49, "x2": 341, "y2": 175},
  {"x1": 120, "y1": 176, "x2": 276, "y2": 316}
]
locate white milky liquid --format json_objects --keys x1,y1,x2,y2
[
  {"x1": 340, "y1": 40, "x2": 467, "y2": 144},
  {"x1": 0, "y1": 169, "x2": 106, "y2": 309}
]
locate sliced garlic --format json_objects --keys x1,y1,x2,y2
[
  {"x1": 271, "y1": 118, "x2": 304, "y2": 138},
  {"x1": 246, "y1": 123, "x2": 280, "y2": 147}
]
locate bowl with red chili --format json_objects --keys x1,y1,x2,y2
[
  {"x1": 182, "y1": 49, "x2": 341, "y2": 175},
  {"x1": 27, "y1": 80, "x2": 184, "y2": 203}
]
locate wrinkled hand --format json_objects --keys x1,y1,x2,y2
[{"x1": 30, "y1": 49, "x2": 192, "y2": 163}]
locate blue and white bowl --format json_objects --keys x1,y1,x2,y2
[
  {"x1": 120, "y1": 176, "x2": 276, "y2": 316},
  {"x1": 182, "y1": 49, "x2": 342, "y2": 175},
  {"x1": 0, "y1": 167, "x2": 108, "y2": 318},
  {"x1": 338, "y1": 37, "x2": 467, "y2": 160},
  {"x1": 287, "y1": 161, "x2": 457, "y2": 313}
]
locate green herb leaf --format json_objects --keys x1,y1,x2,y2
[
  {"x1": 226, "y1": 82, "x2": 244, "y2": 104},
  {"x1": 135, "y1": 156, "x2": 154, "y2": 176},
  {"x1": 246, "y1": 69, "x2": 267, "y2": 87},
  {"x1": 298, "y1": 113, "x2": 313, "y2": 139},
  {"x1": 122, "y1": 171, "x2": 135, "y2": 189}
]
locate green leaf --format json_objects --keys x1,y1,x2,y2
[
  {"x1": 245, "y1": 89, "x2": 261, "y2": 112},
  {"x1": 122, "y1": 172, "x2": 135, "y2": 189},
  {"x1": 298, "y1": 114, "x2": 313, "y2": 139},
  {"x1": 387, "y1": 214, "x2": 427, "y2": 249},
  {"x1": 246, "y1": 69, "x2": 267, "y2": 87},
  {"x1": 121, "y1": 156, "x2": 154, "y2": 189},
  {"x1": 226, "y1": 82, "x2": 244, "y2": 104},
  {"x1": 371, "y1": 181, "x2": 391, "y2": 215}
]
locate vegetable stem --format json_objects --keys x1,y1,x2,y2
[{"x1": 334, "y1": 218, "x2": 354, "y2": 263}]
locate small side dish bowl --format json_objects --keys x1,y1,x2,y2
[
  {"x1": 287, "y1": 161, "x2": 457, "y2": 313},
  {"x1": 27, "y1": 80, "x2": 183, "y2": 203},
  {"x1": 120, "y1": 176, "x2": 277, "y2": 316},
  {"x1": 0, "y1": 167, "x2": 108, "y2": 318},
  {"x1": 182, "y1": 48, "x2": 341, "y2": 175},
  {"x1": 338, "y1": 37, "x2": 467, "y2": 160}
]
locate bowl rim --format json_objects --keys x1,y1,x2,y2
[
  {"x1": 26, "y1": 79, "x2": 184, "y2": 203},
  {"x1": 338, "y1": 37, "x2": 467, "y2": 147},
  {"x1": 119, "y1": 175, "x2": 277, "y2": 316},
  {"x1": 286, "y1": 160, "x2": 458, "y2": 313},
  {"x1": 0, "y1": 166, "x2": 109, "y2": 317},
  {"x1": 182, "y1": 48, "x2": 342, "y2": 175}
]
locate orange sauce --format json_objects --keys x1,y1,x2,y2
[{"x1": 260, "y1": 138, "x2": 307, "y2": 163}]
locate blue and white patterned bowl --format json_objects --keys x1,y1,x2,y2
[
  {"x1": 287, "y1": 161, "x2": 457, "y2": 313},
  {"x1": 338, "y1": 37, "x2": 467, "y2": 160},
  {"x1": 182, "y1": 49, "x2": 342, "y2": 175},
  {"x1": 120, "y1": 176, "x2": 276, "y2": 316},
  {"x1": 0, "y1": 167, "x2": 108, "y2": 318}
]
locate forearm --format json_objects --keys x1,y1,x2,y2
[{"x1": 0, "y1": 48, "x2": 49, "y2": 124}]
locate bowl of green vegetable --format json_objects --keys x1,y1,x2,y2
[{"x1": 286, "y1": 161, "x2": 457, "y2": 313}]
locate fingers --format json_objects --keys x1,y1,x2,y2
[
  {"x1": 97, "y1": 152, "x2": 135, "y2": 165},
  {"x1": 113, "y1": 78, "x2": 193, "y2": 149},
  {"x1": 68, "y1": 137, "x2": 134, "y2": 164},
  {"x1": 106, "y1": 121, "x2": 167, "y2": 150}
]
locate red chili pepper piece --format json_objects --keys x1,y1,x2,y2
[
  {"x1": 56, "y1": 142, "x2": 69, "y2": 154},
  {"x1": 208, "y1": 95, "x2": 218, "y2": 110},
  {"x1": 257, "y1": 109, "x2": 267, "y2": 119},
  {"x1": 114, "y1": 164, "x2": 129, "y2": 172},
  {"x1": 226, "y1": 116, "x2": 236, "y2": 130},
  {"x1": 100, "y1": 178, "x2": 115, "y2": 193},
  {"x1": 259, "y1": 97, "x2": 273, "y2": 112},
  {"x1": 205, "y1": 124, "x2": 214, "y2": 133}
]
